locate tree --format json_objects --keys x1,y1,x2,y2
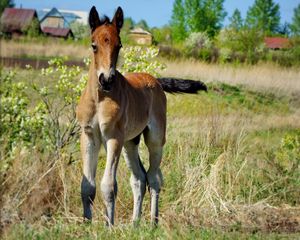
[
  {"x1": 22, "y1": 18, "x2": 40, "y2": 38},
  {"x1": 0, "y1": 0, "x2": 14, "y2": 16},
  {"x1": 170, "y1": 0, "x2": 187, "y2": 42},
  {"x1": 245, "y1": 0, "x2": 280, "y2": 35},
  {"x1": 70, "y1": 21, "x2": 89, "y2": 40},
  {"x1": 229, "y1": 9, "x2": 243, "y2": 30},
  {"x1": 290, "y1": 4, "x2": 300, "y2": 36},
  {"x1": 136, "y1": 19, "x2": 149, "y2": 31},
  {"x1": 184, "y1": 0, "x2": 227, "y2": 37}
]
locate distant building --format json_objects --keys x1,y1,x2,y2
[
  {"x1": 129, "y1": 27, "x2": 152, "y2": 45},
  {"x1": 37, "y1": 8, "x2": 74, "y2": 39},
  {"x1": 42, "y1": 27, "x2": 74, "y2": 39},
  {"x1": 39, "y1": 7, "x2": 70, "y2": 28},
  {"x1": 0, "y1": 8, "x2": 40, "y2": 37},
  {"x1": 38, "y1": 8, "x2": 87, "y2": 26},
  {"x1": 264, "y1": 37, "x2": 290, "y2": 50}
]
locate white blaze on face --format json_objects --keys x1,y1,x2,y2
[
  {"x1": 96, "y1": 67, "x2": 110, "y2": 79},
  {"x1": 96, "y1": 67, "x2": 116, "y2": 80}
]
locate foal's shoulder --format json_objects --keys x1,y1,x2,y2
[{"x1": 123, "y1": 72, "x2": 159, "y2": 89}]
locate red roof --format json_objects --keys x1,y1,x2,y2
[
  {"x1": 42, "y1": 27, "x2": 73, "y2": 38},
  {"x1": 264, "y1": 37, "x2": 289, "y2": 49},
  {"x1": 0, "y1": 8, "x2": 37, "y2": 32}
]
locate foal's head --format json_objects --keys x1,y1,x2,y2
[{"x1": 88, "y1": 6, "x2": 123, "y2": 92}]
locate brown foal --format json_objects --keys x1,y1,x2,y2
[{"x1": 76, "y1": 6, "x2": 207, "y2": 226}]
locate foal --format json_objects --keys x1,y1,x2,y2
[{"x1": 76, "y1": 6, "x2": 207, "y2": 225}]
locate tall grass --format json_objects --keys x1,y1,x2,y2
[
  {"x1": 1, "y1": 62, "x2": 300, "y2": 238},
  {"x1": 160, "y1": 59, "x2": 300, "y2": 95},
  {"x1": 0, "y1": 40, "x2": 89, "y2": 60}
]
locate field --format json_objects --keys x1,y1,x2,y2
[{"x1": 1, "y1": 43, "x2": 300, "y2": 239}]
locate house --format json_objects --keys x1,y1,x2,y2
[
  {"x1": 39, "y1": 7, "x2": 70, "y2": 28},
  {"x1": 129, "y1": 27, "x2": 152, "y2": 45},
  {"x1": 42, "y1": 27, "x2": 74, "y2": 39},
  {"x1": 38, "y1": 7, "x2": 74, "y2": 39},
  {"x1": 0, "y1": 8, "x2": 40, "y2": 37},
  {"x1": 43, "y1": 9, "x2": 88, "y2": 25},
  {"x1": 264, "y1": 37, "x2": 290, "y2": 50}
]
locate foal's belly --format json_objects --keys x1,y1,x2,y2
[{"x1": 124, "y1": 118, "x2": 148, "y2": 141}]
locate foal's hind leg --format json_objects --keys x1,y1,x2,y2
[
  {"x1": 123, "y1": 136, "x2": 147, "y2": 223},
  {"x1": 80, "y1": 125, "x2": 101, "y2": 220},
  {"x1": 144, "y1": 127, "x2": 164, "y2": 225}
]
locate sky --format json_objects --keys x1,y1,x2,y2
[{"x1": 14, "y1": 0, "x2": 300, "y2": 28}]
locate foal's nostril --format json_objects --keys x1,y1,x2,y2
[{"x1": 99, "y1": 73, "x2": 105, "y2": 85}]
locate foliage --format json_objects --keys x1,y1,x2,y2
[
  {"x1": 245, "y1": 0, "x2": 280, "y2": 35},
  {"x1": 0, "y1": 70, "x2": 44, "y2": 154},
  {"x1": 152, "y1": 26, "x2": 172, "y2": 44},
  {"x1": 121, "y1": 46, "x2": 165, "y2": 76},
  {"x1": 170, "y1": 0, "x2": 187, "y2": 43},
  {"x1": 0, "y1": 0, "x2": 14, "y2": 16},
  {"x1": 22, "y1": 19, "x2": 40, "y2": 38},
  {"x1": 228, "y1": 9, "x2": 243, "y2": 31},
  {"x1": 69, "y1": 21, "x2": 89, "y2": 40},
  {"x1": 185, "y1": 31, "x2": 212, "y2": 49},
  {"x1": 170, "y1": 0, "x2": 226, "y2": 41},
  {"x1": 184, "y1": 32, "x2": 214, "y2": 61},
  {"x1": 217, "y1": 28, "x2": 264, "y2": 63},
  {"x1": 135, "y1": 19, "x2": 150, "y2": 31},
  {"x1": 184, "y1": 0, "x2": 227, "y2": 37},
  {"x1": 290, "y1": 4, "x2": 300, "y2": 36}
]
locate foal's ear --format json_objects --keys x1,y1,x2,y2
[
  {"x1": 112, "y1": 6, "x2": 123, "y2": 32},
  {"x1": 89, "y1": 6, "x2": 101, "y2": 31}
]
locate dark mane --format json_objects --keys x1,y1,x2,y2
[{"x1": 100, "y1": 15, "x2": 111, "y2": 25}]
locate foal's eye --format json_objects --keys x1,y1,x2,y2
[{"x1": 91, "y1": 43, "x2": 97, "y2": 52}]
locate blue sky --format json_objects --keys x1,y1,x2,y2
[{"x1": 14, "y1": 0, "x2": 300, "y2": 27}]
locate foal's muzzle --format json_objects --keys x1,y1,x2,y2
[{"x1": 99, "y1": 72, "x2": 115, "y2": 92}]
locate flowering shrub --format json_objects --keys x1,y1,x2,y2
[{"x1": 120, "y1": 46, "x2": 165, "y2": 77}]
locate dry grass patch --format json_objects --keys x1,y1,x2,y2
[
  {"x1": 0, "y1": 40, "x2": 89, "y2": 59},
  {"x1": 161, "y1": 59, "x2": 300, "y2": 95}
]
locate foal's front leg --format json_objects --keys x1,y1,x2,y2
[
  {"x1": 81, "y1": 126, "x2": 101, "y2": 220},
  {"x1": 101, "y1": 134, "x2": 123, "y2": 226}
]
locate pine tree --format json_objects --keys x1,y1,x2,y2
[
  {"x1": 290, "y1": 4, "x2": 300, "y2": 36},
  {"x1": 229, "y1": 9, "x2": 243, "y2": 30},
  {"x1": 170, "y1": 0, "x2": 187, "y2": 42},
  {"x1": 245, "y1": 0, "x2": 280, "y2": 34}
]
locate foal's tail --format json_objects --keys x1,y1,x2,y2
[{"x1": 157, "y1": 77, "x2": 207, "y2": 94}]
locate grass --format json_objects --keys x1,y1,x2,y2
[
  {"x1": 160, "y1": 59, "x2": 300, "y2": 96},
  {"x1": 1, "y1": 61, "x2": 300, "y2": 239}
]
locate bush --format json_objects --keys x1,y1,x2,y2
[
  {"x1": 184, "y1": 32, "x2": 214, "y2": 61},
  {"x1": 217, "y1": 28, "x2": 265, "y2": 64},
  {"x1": 120, "y1": 46, "x2": 165, "y2": 76}
]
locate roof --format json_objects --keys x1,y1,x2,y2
[
  {"x1": 264, "y1": 37, "x2": 290, "y2": 49},
  {"x1": 42, "y1": 27, "x2": 73, "y2": 37},
  {"x1": 129, "y1": 27, "x2": 151, "y2": 35},
  {"x1": 0, "y1": 8, "x2": 38, "y2": 32},
  {"x1": 41, "y1": 8, "x2": 81, "y2": 25},
  {"x1": 40, "y1": 7, "x2": 70, "y2": 28}
]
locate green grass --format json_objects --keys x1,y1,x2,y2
[
  {"x1": 5, "y1": 221, "x2": 300, "y2": 240},
  {"x1": 1, "y1": 68, "x2": 300, "y2": 238}
]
